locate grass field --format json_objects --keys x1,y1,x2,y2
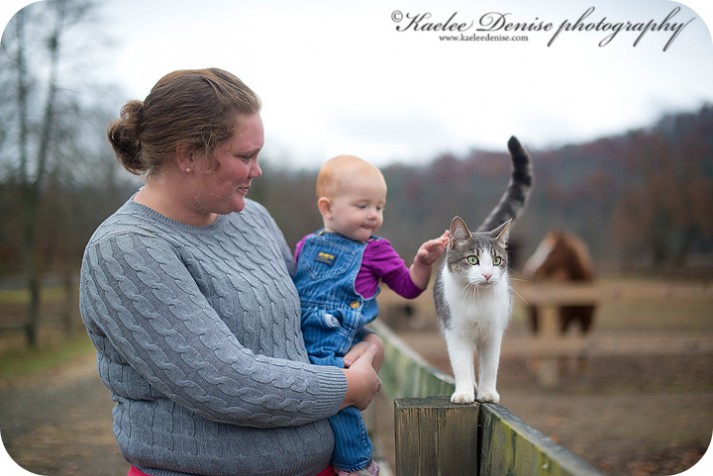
[
  {"x1": 0, "y1": 334, "x2": 94, "y2": 381},
  {"x1": 0, "y1": 278, "x2": 89, "y2": 382}
]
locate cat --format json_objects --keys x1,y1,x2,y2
[{"x1": 434, "y1": 136, "x2": 533, "y2": 404}]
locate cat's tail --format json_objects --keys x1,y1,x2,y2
[{"x1": 476, "y1": 136, "x2": 534, "y2": 232}]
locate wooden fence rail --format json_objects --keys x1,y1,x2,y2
[
  {"x1": 0, "y1": 273, "x2": 79, "y2": 347},
  {"x1": 514, "y1": 281, "x2": 713, "y2": 305},
  {"x1": 372, "y1": 320, "x2": 602, "y2": 476}
]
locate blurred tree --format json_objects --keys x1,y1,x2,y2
[
  {"x1": 250, "y1": 163, "x2": 321, "y2": 250},
  {"x1": 612, "y1": 108, "x2": 713, "y2": 268},
  {"x1": 0, "y1": 0, "x2": 124, "y2": 345}
]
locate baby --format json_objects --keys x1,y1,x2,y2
[{"x1": 293, "y1": 155, "x2": 448, "y2": 475}]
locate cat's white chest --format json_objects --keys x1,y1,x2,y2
[
  {"x1": 439, "y1": 264, "x2": 511, "y2": 404},
  {"x1": 440, "y1": 266, "x2": 511, "y2": 328}
]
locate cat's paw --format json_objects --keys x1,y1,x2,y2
[
  {"x1": 450, "y1": 390, "x2": 475, "y2": 404},
  {"x1": 477, "y1": 389, "x2": 500, "y2": 404}
]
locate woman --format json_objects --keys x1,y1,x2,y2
[{"x1": 79, "y1": 68, "x2": 383, "y2": 476}]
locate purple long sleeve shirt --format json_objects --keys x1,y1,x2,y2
[{"x1": 295, "y1": 234, "x2": 424, "y2": 300}]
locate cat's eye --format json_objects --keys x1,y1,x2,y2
[
  {"x1": 466, "y1": 256, "x2": 479, "y2": 266},
  {"x1": 493, "y1": 256, "x2": 502, "y2": 266}
]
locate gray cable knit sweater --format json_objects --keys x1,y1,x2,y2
[{"x1": 79, "y1": 197, "x2": 347, "y2": 476}]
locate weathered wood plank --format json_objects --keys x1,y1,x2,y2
[
  {"x1": 395, "y1": 397, "x2": 479, "y2": 476},
  {"x1": 480, "y1": 404, "x2": 602, "y2": 476},
  {"x1": 371, "y1": 320, "x2": 455, "y2": 401}
]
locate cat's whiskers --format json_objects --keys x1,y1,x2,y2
[
  {"x1": 507, "y1": 268, "x2": 529, "y2": 304},
  {"x1": 461, "y1": 281, "x2": 481, "y2": 300},
  {"x1": 507, "y1": 268, "x2": 528, "y2": 282},
  {"x1": 509, "y1": 286, "x2": 528, "y2": 305}
]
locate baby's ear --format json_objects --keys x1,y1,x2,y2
[{"x1": 317, "y1": 197, "x2": 332, "y2": 217}]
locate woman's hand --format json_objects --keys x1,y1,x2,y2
[
  {"x1": 340, "y1": 343, "x2": 381, "y2": 410},
  {"x1": 344, "y1": 333, "x2": 384, "y2": 371}
]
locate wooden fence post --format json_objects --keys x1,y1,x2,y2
[
  {"x1": 395, "y1": 396, "x2": 479, "y2": 476},
  {"x1": 537, "y1": 304, "x2": 560, "y2": 387},
  {"x1": 62, "y1": 270, "x2": 76, "y2": 336},
  {"x1": 26, "y1": 273, "x2": 41, "y2": 347}
]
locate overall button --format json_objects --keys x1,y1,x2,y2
[{"x1": 349, "y1": 301, "x2": 360, "y2": 309}]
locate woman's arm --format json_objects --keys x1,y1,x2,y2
[{"x1": 81, "y1": 232, "x2": 346, "y2": 429}]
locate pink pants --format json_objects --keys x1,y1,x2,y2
[
  {"x1": 127, "y1": 467, "x2": 151, "y2": 476},
  {"x1": 128, "y1": 465, "x2": 336, "y2": 476}
]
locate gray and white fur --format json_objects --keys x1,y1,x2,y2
[{"x1": 434, "y1": 136, "x2": 533, "y2": 404}]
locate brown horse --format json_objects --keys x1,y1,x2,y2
[{"x1": 522, "y1": 231, "x2": 596, "y2": 335}]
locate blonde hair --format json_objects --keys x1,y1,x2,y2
[
  {"x1": 316, "y1": 155, "x2": 385, "y2": 198},
  {"x1": 107, "y1": 68, "x2": 261, "y2": 175}
]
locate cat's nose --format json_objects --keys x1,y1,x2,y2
[{"x1": 483, "y1": 273, "x2": 492, "y2": 281}]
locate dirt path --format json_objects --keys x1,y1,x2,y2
[{"x1": 0, "y1": 352, "x2": 126, "y2": 476}]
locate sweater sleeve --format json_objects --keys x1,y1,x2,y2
[{"x1": 80, "y1": 231, "x2": 346, "y2": 429}]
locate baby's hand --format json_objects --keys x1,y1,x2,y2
[{"x1": 415, "y1": 230, "x2": 449, "y2": 266}]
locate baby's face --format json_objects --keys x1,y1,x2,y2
[{"x1": 323, "y1": 174, "x2": 387, "y2": 242}]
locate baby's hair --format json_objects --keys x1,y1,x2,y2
[{"x1": 316, "y1": 155, "x2": 384, "y2": 198}]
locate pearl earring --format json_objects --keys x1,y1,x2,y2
[{"x1": 185, "y1": 168, "x2": 191, "y2": 173}]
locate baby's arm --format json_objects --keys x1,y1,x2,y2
[{"x1": 409, "y1": 230, "x2": 449, "y2": 289}]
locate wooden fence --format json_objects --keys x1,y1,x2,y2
[
  {"x1": 513, "y1": 281, "x2": 713, "y2": 386},
  {"x1": 372, "y1": 320, "x2": 602, "y2": 476},
  {"x1": 0, "y1": 272, "x2": 79, "y2": 347}
]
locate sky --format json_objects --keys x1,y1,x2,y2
[{"x1": 1, "y1": 0, "x2": 713, "y2": 170}]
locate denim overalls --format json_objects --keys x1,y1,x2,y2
[{"x1": 293, "y1": 231, "x2": 380, "y2": 472}]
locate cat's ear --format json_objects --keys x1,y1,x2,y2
[
  {"x1": 492, "y1": 219, "x2": 512, "y2": 247},
  {"x1": 449, "y1": 216, "x2": 471, "y2": 245}
]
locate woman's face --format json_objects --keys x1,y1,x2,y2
[{"x1": 191, "y1": 112, "x2": 264, "y2": 215}]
